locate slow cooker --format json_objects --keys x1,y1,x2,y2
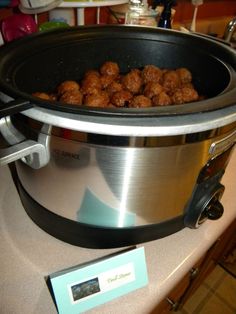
[{"x1": 0, "y1": 25, "x2": 236, "y2": 248}]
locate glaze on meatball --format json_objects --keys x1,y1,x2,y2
[
  {"x1": 130, "y1": 95, "x2": 152, "y2": 108},
  {"x1": 81, "y1": 75, "x2": 102, "y2": 95},
  {"x1": 176, "y1": 68, "x2": 192, "y2": 85},
  {"x1": 172, "y1": 87, "x2": 199, "y2": 104},
  {"x1": 111, "y1": 90, "x2": 133, "y2": 107},
  {"x1": 60, "y1": 90, "x2": 83, "y2": 105},
  {"x1": 106, "y1": 81, "x2": 123, "y2": 96},
  {"x1": 84, "y1": 70, "x2": 100, "y2": 78},
  {"x1": 142, "y1": 65, "x2": 163, "y2": 84},
  {"x1": 84, "y1": 91, "x2": 110, "y2": 107},
  {"x1": 152, "y1": 91, "x2": 172, "y2": 106},
  {"x1": 181, "y1": 82, "x2": 194, "y2": 89},
  {"x1": 162, "y1": 70, "x2": 180, "y2": 95},
  {"x1": 100, "y1": 61, "x2": 119, "y2": 78},
  {"x1": 143, "y1": 82, "x2": 163, "y2": 99},
  {"x1": 122, "y1": 69, "x2": 143, "y2": 94},
  {"x1": 49, "y1": 93, "x2": 57, "y2": 101},
  {"x1": 57, "y1": 80, "x2": 80, "y2": 96},
  {"x1": 100, "y1": 75, "x2": 115, "y2": 89},
  {"x1": 32, "y1": 92, "x2": 53, "y2": 100}
]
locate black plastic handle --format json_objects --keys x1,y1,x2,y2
[
  {"x1": 0, "y1": 98, "x2": 33, "y2": 118},
  {"x1": 205, "y1": 200, "x2": 224, "y2": 220}
]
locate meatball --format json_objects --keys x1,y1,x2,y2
[
  {"x1": 81, "y1": 75, "x2": 102, "y2": 95},
  {"x1": 172, "y1": 87, "x2": 199, "y2": 104},
  {"x1": 162, "y1": 70, "x2": 181, "y2": 95},
  {"x1": 49, "y1": 93, "x2": 57, "y2": 101},
  {"x1": 152, "y1": 91, "x2": 172, "y2": 106},
  {"x1": 111, "y1": 90, "x2": 133, "y2": 107},
  {"x1": 129, "y1": 95, "x2": 152, "y2": 108},
  {"x1": 57, "y1": 80, "x2": 80, "y2": 95},
  {"x1": 107, "y1": 103, "x2": 116, "y2": 108},
  {"x1": 84, "y1": 70, "x2": 100, "y2": 78},
  {"x1": 84, "y1": 91, "x2": 110, "y2": 107},
  {"x1": 181, "y1": 82, "x2": 194, "y2": 89},
  {"x1": 100, "y1": 61, "x2": 119, "y2": 78},
  {"x1": 122, "y1": 69, "x2": 143, "y2": 94},
  {"x1": 106, "y1": 81, "x2": 123, "y2": 96},
  {"x1": 32, "y1": 92, "x2": 53, "y2": 100},
  {"x1": 176, "y1": 68, "x2": 192, "y2": 85},
  {"x1": 142, "y1": 65, "x2": 162, "y2": 84},
  {"x1": 100, "y1": 75, "x2": 115, "y2": 89},
  {"x1": 33, "y1": 62, "x2": 202, "y2": 109},
  {"x1": 59, "y1": 90, "x2": 83, "y2": 105},
  {"x1": 143, "y1": 82, "x2": 163, "y2": 99}
]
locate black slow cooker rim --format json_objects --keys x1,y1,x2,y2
[{"x1": 1, "y1": 25, "x2": 236, "y2": 118}]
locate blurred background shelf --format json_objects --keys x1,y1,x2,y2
[{"x1": 59, "y1": 0, "x2": 128, "y2": 25}]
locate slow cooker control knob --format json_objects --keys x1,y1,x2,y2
[{"x1": 205, "y1": 200, "x2": 224, "y2": 220}]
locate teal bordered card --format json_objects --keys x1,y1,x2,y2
[{"x1": 49, "y1": 247, "x2": 148, "y2": 313}]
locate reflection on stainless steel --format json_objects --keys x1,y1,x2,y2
[
  {"x1": 11, "y1": 114, "x2": 236, "y2": 146},
  {"x1": 15, "y1": 128, "x2": 235, "y2": 228},
  {"x1": 0, "y1": 116, "x2": 25, "y2": 145},
  {"x1": 118, "y1": 147, "x2": 135, "y2": 227},
  {"x1": 224, "y1": 17, "x2": 236, "y2": 42}
]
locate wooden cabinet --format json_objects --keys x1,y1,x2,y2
[{"x1": 151, "y1": 218, "x2": 236, "y2": 313}]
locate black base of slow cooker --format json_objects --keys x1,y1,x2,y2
[{"x1": 17, "y1": 180, "x2": 185, "y2": 249}]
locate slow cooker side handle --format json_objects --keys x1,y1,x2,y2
[
  {"x1": 0, "y1": 98, "x2": 33, "y2": 118},
  {"x1": 0, "y1": 140, "x2": 49, "y2": 169},
  {"x1": 0, "y1": 117, "x2": 50, "y2": 169}
]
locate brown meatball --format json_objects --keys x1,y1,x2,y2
[
  {"x1": 35, "y1": 62, "x2": 202, "y2": 110},
  {"x1": 100, "y1": 61, "x2": 119, "y2": 78},
  {"x1": 57, "y1": 80, "x2": 80, "y2": 95},
  {"x1": 60, "y1": 90, "x2": 83, "y2": 105},
  {"x1": 161, "y1": 69, "x2": 169, "y2": 75},
  {"x1": 106, "y1": 81, "x2": 123, "y2": 96},
  {"x1": 84, "y1": 91, "x2": 110, "y2": 107},
  {"x1": 172, "y1": 87, "x2": 199, "y2": 104},
  {"x1": 115, "y1": 74, "x2": 123, "y2": 83},
  {"x1": 181, "y1": 82, "x2": 194, "y2": 89},
  {"x1": 81, "y1": 75, "x2": 102, "y2": 95},
  {"x1": 84, "y1": 70, "x2": 100, "y2": 78},
  {"x1": 107, "y1": 103, "x2": 116, "y2": 108},
  {"x1": 143, "y1": 82, "x2": 163, "y2": 99},
  {"x1": 100, "y1": 75, "x2": 115, "y2": 89},
  {"x1": 111, "y1": 90, "x2": 133, "y2": 107},
  {"x1": 142, "y1": 65, "x2": 162, "y2": 84},
  {"x1": 32, "y1": 92, "x2": 53, "y2": 100},
  {"x1": 49, "y1": 93, "x2": 57, "y2": 101},
  {"x1": 162, "y1": 70, "x2": 181, "y2": 95},
  {"x1": 122, "y1": 69, "x2": 143, "y2": 94},
  {"x1": 129, "y1": 95, "x2": 152, "y2": 108},
  {"x1": 152, "y1": 91, "x2": 172, "y2": 106},
  {"x1": 176, "y1": 68, "x2": 192, "y2": 85}
]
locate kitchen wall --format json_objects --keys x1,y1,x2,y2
[
  {"x1": 0, "y1": 0, "x2": 236, "y2": 36},
  {"x1": 172, "y1": 0, "x2": 236, "y2": 36},
  {"x1": 174, "y1": 0, "x2": 236, "y2": 21}
]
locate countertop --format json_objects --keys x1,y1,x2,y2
[{"x1": 0, "y1": 150, "x2": 236, "y2": 314}]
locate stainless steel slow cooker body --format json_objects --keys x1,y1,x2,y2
[
  {"x1": 12, "y1": 119, "x2": 236, "y2": 227},
  {"x1": 1, "y1": 25, "x2": 236, "y2": 248}
]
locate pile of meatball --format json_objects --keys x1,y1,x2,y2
[{"x1": 33, "y1": 61, "x2": 200, "y2": 108}]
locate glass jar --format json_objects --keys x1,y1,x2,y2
[{"x1": 125, "y1": 0, "x2": 157, "y2": 27}]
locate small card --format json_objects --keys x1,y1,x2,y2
[{"x1": 49, "y1": 247, "x2": 148, "y2": 313}]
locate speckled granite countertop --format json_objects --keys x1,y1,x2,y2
[{"x1": 1, "y1": 150, "x2": 236, "y2": 314}]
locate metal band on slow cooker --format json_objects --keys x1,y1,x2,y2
[{"x1": 22, "y1": 105, "x2": 236, "y2": 137}]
